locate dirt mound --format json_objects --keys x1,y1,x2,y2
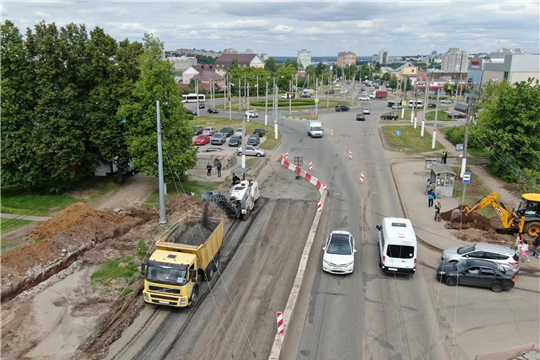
[{"x1": 440, "y1": 206, "x2": 494, "y2": 231}]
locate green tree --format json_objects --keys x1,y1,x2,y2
[
  {"x1": 389, "y1": 76, "x2": 398, "y2": 89},
  {"x1": 118, "y1": 33, "x2": 196, "y2": 180},
  {"x1": 444, "y1": 82, "x2": 455, "y2": 96},
  {"x1": 474, "y1": 79, "x2": 540, "y2": 183},
  {"x1": 0, "y1": 20, "x2": 36, "y2": 186},
  {"x1": 264, "y1": 57, "x2": 278, "y2": 74}
]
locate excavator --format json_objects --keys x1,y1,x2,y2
[{"x1": 462, "y1": 191, "x2": 540, "y2": 236}]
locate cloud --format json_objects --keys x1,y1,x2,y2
[
  {"x1": 34, "y1": 11, "x2": 50, "y2": 18},
  {"x1": 270, "y1": 25, "x2": 294, "y2": 33},
  {"x1": 119, "y1": 22, "x2": 146, "y2": 31}
]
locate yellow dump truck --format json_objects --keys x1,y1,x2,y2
[{"x1": 141, "y1": 215, "x2": 224, "y2": 307}]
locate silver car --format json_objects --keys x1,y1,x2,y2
[
  {"x1": 237, "y1": 145, "x2": 266, "y2": 157},
  {"x1": 441, "y1": 243, "x2": 520, "y2": 273}
]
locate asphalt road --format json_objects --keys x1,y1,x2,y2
[{"x1": 279, "y1": 99, "x2": 451, "y2": 359}]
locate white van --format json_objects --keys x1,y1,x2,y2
[
  {"x1": 375, "y1": 217, "x2": 417, "y2": 275},
  {"x1": 408, "y1": 100, "x2": 424, "y2": 109}
]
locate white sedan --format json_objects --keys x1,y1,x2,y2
[
  {"x1": 322, "y1": 231, "x2": 356, "y2": 274},
  {"x1": 363, "y1": 108, "x2": 370, "y2": 114},
  {"x1": 358, "y1": 96, "x2": 370, "y2": 101},
  {"x1": 237, "y1": 145, "x2": 266, "y2": 157}
]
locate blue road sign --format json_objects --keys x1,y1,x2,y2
[
  {"x1": 395, "y1": 130, "x2": 401, "y2": 136},
  {"x1": 462, "y1": 172, "x2": 471, "y2": 184},
  {"x1": 456, "y1": 144, "x2": 464, "y2": 151}
]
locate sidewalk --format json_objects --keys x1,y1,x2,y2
[{"x1": 389, "y1": 124, "x2": 540, "y2": 277}]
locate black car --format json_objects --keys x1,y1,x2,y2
[
  {"x1": 220, "y1": 127, "x2": 234, "y2": 137},
  {"x1": 198, "y1": 103, "x2": 205, "y2": 109},
  {"x1": 207, "y1": 107, "x2": 219, "y2": 113},
  {"x1": 202, "y1": 147, "x2": 223, "y2": 152},
  {"x1": 335, "y1": 105, "x2": 350, "y2": 112},
  {"x1": 247, "y1": 135, "x2": 260, "y2": 146},
  {"x1": 187, "y1": 109, "x2": 198, "y2": 116},
  {"x1": 427, "y1": 103, "x2": 437, "y2": 108},
  {"x1": 193, "y1": 126, "x2": 204, "y2": 135},
  {"x1": 380, "y1": 112, "x2": 399, "y2": 120},
  {"x1": 325, "y1": 89, "x2": 335, "y2": 94},
  {"x1": 253, "y1": 128, "x2": 266, "y2": 137},
  {"x1": 356, "y1": 114, "x2": 366, "y2": 121},
  {"x1": 436, "y1": 259, "x2": 515, "y2": 293},
  {"x1": 228, "y1": 135, "x2": 242, "y2": 147}
]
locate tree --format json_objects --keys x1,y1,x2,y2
[
  {"x1": 264, "y1": 57, "x2": 277, "y2": 74},
  {"x1": 474, "y1": 79, "x2": 540, "y2": 183},
  {"x1": 444, "y1": 82, "x2": 455, "y2": 96},
  {"x1": 389, "y1": 76, "x2": 398, "y2": 89},
  {"x1": 118, "y1": 33, "x2": 197, "y2": 180}
]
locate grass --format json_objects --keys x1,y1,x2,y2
[
  {"x1": 381, "y1": 125, "x2": 445, "y2": 153},
  {"x1": 1, "y1": 184, "x2": 80, "y2": 216},
  {"x1": 452, "y1": 172, "x2": 494, "y2": 218},
  {"x1": 425, "y1": 110, "x2": 455, "y2": 121},
  {"x1": 0, "y1": 218, "x2": 34, "y2": 233}
]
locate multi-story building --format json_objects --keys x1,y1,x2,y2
[
  {"x1": 379, "y1": 49, "x2": 389, "y2": 66},
  {"x1": 223, "y1": 48, "x2": 239, "y2": 54},
  {"x1": 490, "y1": 48, "x2": 526, "y2": 59},
  {"x1": 337, "y1": 51, "x2": 356, "y2": 67},
  {"x1": 181, "y1": 65, "x2": 224, "y2": 91},
  {"x1": 167, "y1": 56, "x2": 197, "y2": 71},
  {"x1": 479, "y1": 54, "x2": 540, "y2": 85},
  {"x1": 174, "y1": 48, "x2": 222, "y2": 58},
  {"x1": 297, "y1": 49, "x2": 311, "y2": 69},
  {"x1": 441, "y1": 48, "x2": 468, "y2": 72}
]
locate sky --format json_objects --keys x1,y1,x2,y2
[{"x1": 2, "y1": 0, "x2": 539, "y2": 57}]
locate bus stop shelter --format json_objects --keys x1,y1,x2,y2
[{"x1": 429, "y1": 164, "x2": 456, "y2": 197}]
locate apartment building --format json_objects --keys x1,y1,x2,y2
[{"x1": 337, "y1": 51, "x2": 356, "y2": 67}]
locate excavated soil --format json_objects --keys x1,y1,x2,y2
[{"x1": 0, "y1": 193, "x2": 224, "y2": 360}]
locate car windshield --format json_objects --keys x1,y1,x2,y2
[
  {"x1": 457, "y1": 244, "x2": 476, "y2": 255},
  {"x1": 327, "y1": 234, "x2": 352, "y2": 255},
  {"x1": 146, "y1": 265, "x2": 188, "y2": 286},
  {"x1": 456, "y1": 261, "x2": 468, "y2": 273}
]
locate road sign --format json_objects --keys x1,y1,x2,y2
[
  {"x1": 462, "y1": 172, "x2": 471, "y2": 184},
  {"x1": 315, "y1": 97, "x2": 319, "y2": 103},
  {"x1": 395, "y1": 130, "x2": 401, "y2": 136},
  {"x1": 311, "y1": 107, "x2": 315, "y2": 112},
  {"x1": 456, "y1": 144, "x2": 464, "y2": 151}
]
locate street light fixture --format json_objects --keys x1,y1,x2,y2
[{"x1": 460, "y1": 78, "x2": 474, "y2": 177}]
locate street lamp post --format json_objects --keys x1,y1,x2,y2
[
  {"x1": 460, "y1": 79, "x2": 474, "y2": 178},
  {"x1": 432, "y1": 86, "x2": 440, "y2": 149},
  {"x1": 265, "y1": 81, "x2": 268, "y2": 126},
  {"x1": 229, "y1": 81, "x2": 233, "y2": 121}
]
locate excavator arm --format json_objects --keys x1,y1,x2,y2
[{"x1": 463, "y1": 191, "x2": 520, "y2": 230}]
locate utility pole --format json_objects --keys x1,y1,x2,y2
[
  {"x1": 265, "y1": 81, "x2": 268, "y2": 126},
  {"x1": 315, "y1": 78, "x2": 319, "y2": 115},
  {"x1": 256, "y1": 74, "x2": 259, "y2": 100},
  {"x1": 421, "y1": 77, "x2": 429, "y2": 137},
  {"x1": 289, "y1": 79, "x2": 292, "y2": 116},
  {"x1": 432, "y1": 87, "x2": 440, "y2": 149},
  {"x1": 156, "y1": 100, "x2": 167, "y2": 225},
  {"x1": 461, "y1": 79, "x2": 474, "y2": 178},
  {"x1": 228, "y1": 78, "x2": 232, "y2": 121},
  {"x1": 195, "y1": 79, "x2": 199, "y2": 116}
]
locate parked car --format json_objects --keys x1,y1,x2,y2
[
  {"x1": 202, "y1": 147, "x2": 223, "y2": 152},
  {"x1": 187, "y1": 109, "x2": 198, "y2": 116},
  {"x1": 436, "y1": 259, "x2": 515, "y2": 293},
  {"x1": 322, "y1": 230, "x2": 356, "y2": 274},
  {"x1": 202, "y1": 127, "x2": 217, "y2": 136},
  {"x1": 440, "y1": 99, "x2": 453, "y2": 104},
  {"x1": 220, "y1": 127, "x2": 234, "y2": 137},
  {"x1": 392, "y1": 104, "x2": 404, "y2": 109},
  {"x1": 335, "y1": 105, "x2": 350, "y2": 112},
  {"x1": 380, "y1": 112, "x2": 399, "y2": 120},
  {"x1": 340, "y1": 89, "x2": 349, "y2": 94},
  {"x1": 228, "y1": 135, "x2": 242, "y2": 147},
  {"x1": 193, "y1": 134, "x2": 210, "y2": 146},
  {"x1": 234, "y1": 128, "x2": 245, "y2": 137},
  {"x1": 449, "y1": 112, "x2": 467, "y2": 119},
  {"x1": 325, "y1": 89, "x2": 335, "y2": 94},
  {"x1": 193, "y1": 126, "x2": 204, "y2": 135},
  {"x1": 427, "y1": 103, "x2": 437, "y2": 108},
  {"x1": 358, "y1": 96, "x2": 370, "y2": 101},
  {"x1": 441, "y1": 243, "x2": 520, "y2": 273},
  {"x1": 211, "y1": 132, "x2": 226, "y2": 145},
  {"x1": 246, "y1": 110, "x2": 259, "y2": 118},
  {"x1": 356, "y1": 114, "x2": 366, "y2": 121},
  {"x1": 363, "y1": 107, "x2": 370, "y2": 114},
  {"x1": 207, "y1": 107, "x2": 219, "y2": 113},
  {"x1": 237, "y1": 145, "x2": 266, "y2": 157},
  {"x1": 246, "y1": 135, "x2": 261, "y2": 146},
  {"x1": 198, "y1": 103, "x2": 205, "y2": 109},
  {"x1": 253, "y1": 128, "x2": 266, "y2": 137}
]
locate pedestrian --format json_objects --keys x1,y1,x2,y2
[
  {"x1": 441, "y1": 151, "x2": 446, "y2": 164},
  {"x1": 427, "y1": 189, "x2": 435, "y2": 207},
  {"x1": 434, "y1": 200, "x2": 441, "y2": 221},
  {"x1": 532, "y1": 234, "x2": 540, "y2": 258},
  {"x1": 443, "y1": 151, "x2": 448, "y2": 164},
  {"x1": 206, "y1": 163, "x2": 212, "y2": 178},
  {"x1": 514, "y1": 233, "x2": 523, "y2": 251},
  {"x1": 216, "y1": 161, "x2": 222, "y2": 178},
  {"x1": 519, "y1": 240, "x2": 530, "y2": 262},
  {"x1": 424, "y1": 179, "x2": 431, "y2": 195}
]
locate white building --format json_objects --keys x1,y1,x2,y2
[
  {"x1": 167, "y1": 56, "x2": 197, "y2": 71},
  {"x1": 441, "y1": 48, "x2": 468, "y2": 72},
  {"x1": 378, "y1": 49, "x2": 388, "y2": 66},
  {"x1": 297, "y1": 49, "x2": 312, "y2": 69}
]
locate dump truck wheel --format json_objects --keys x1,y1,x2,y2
[
  {"x1": 188, "y1": 286, "x2": 199, "y2": 307},
  {"x1": 525, "y1": 221, "x2": 540, "y2": 237},
  {"x1": 243, "y1": 210, "x2": 250, "y2": 221},
  {"x1": 205, "y1": 266, "x2": 214, "y2": 281}
]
